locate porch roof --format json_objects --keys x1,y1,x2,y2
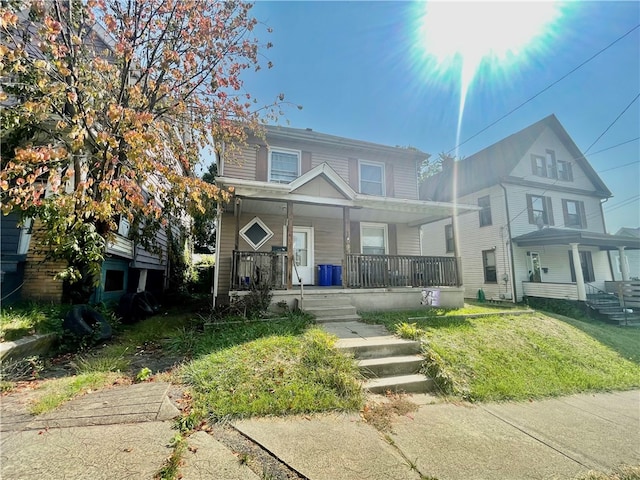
[
  {"x1": 512, "y1": 228, "x2": 640, "y2": 250},
  {"x1": 217, "y1": 164, "x2": 479, "y2": 226}
]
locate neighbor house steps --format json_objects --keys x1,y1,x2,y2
[{"x1": 586, "y1": 293, "x2": 640, "y2": 326}]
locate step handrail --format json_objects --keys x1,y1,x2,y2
[{"x1": 585, "y1": 283, "x2": 619, "y2": 308}]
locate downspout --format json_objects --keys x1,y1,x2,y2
[
  {"x1": 600, "y1": 197, "x2": 615, "y2": 280},
  {"x1": 499, "y1": 183, "x2": 517, "y2": 303}
]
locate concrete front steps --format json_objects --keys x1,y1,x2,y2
[
  {"x1": 303, "y1": 295, "x2": 361, "y2": 323},
  {"x1": 321, "y1": 320, "x2": 434, "y2": 395}
]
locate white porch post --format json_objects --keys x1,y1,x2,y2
[
  {"x1": 618, "y1": 246, "x2": 630, "y2": 281},
  {"x1": 570, "y1": 243, "x2": 586, "y2": 301}
]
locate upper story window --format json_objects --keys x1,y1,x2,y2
[
  {"x1": 526, "y1": 194, "x2": 554, "y2": 226},
  {"x1": 359, "y1": 160, "x2": 385, "y2": 196},
  {"x1": 545, "y1": 150, "x2": 557, "y2": 178},
  {"x1": 361, "y1": 223, "x2": 388, "y2": 255},
  {"x1": 532, "y1": 155, "x2": 546, "y2": 177},
  {"x1": 562, "y1": 199, "x2": 587, "y2": 229},
  {"x1": 478, "y1": 195, "x2": 492, "y2": 227},
  {"x1": 269, "y1": 148, "x2": 300, "y2": 184},
  {"x1": 530, "y1": 150, "x2": 572, "y2": 182},
  {"x1": 557, "y1": 160, "x2": 573, "y2": 181},
  {"x1": 444, "y1": 224, "x2": 454, "y2": 253}
]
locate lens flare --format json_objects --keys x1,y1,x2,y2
[
  {"x1": 416, "y1": 0, "x2": 564, "y2": 147},
  {"x1": 415, "y1": 0, "x2": 565, "y2": 256}
]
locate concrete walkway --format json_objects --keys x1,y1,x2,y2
[
  {"x1": 236, "y1": 390, "x2": 640, "y2": 480},
  {"x1": 1, "y1": 368, "x2": 638, "y2": 479}
]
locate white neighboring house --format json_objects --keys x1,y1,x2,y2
[
  {"x1": 419, "y1": 114, "x2": 640, "y2": 303},
  {"x1": 610, "y1": 228, "x2": 640, "y2": 281}
]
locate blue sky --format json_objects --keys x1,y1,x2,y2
[{"x1": 243, "y1": 1, "x2": 639, "y2": 233}]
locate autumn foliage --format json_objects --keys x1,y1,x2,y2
[{"x1": 0, "y1": 0, "x2": 282, "y2": 288}]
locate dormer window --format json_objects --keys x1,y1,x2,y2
[
  {"x1": 531, "y1": 150, "x2": 572, "y2": 182},
  {"x1": 269, "y1": 148, "x2": 300, "y2": 183}
]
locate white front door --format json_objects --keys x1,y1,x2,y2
[{"x1": 285, "y1": 226, "x2": 314, "y2": 285}]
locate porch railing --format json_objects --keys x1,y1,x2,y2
[
  {"x1": 231, "y1": 250, "x2": 287, "y2": 290},
  {"x1": 231, "y1": 251, "x2": 461, "y2": 290},
  {"x1": 345, "y1": 254, "x2": 460, "y2": 288}
]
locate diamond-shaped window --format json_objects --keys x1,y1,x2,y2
[{"x1": 240, "y1": 217, "x2": 273, "y2": 251}]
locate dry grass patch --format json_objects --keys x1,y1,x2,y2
[{"x1": 361, "y1": 392, "x2": 419, "y2": 432}]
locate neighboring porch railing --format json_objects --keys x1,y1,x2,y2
[
  {"x1": 604, "y1": 280, "x2": 640, "y2": 311},
  {"x1": 231, "y1": 250, "x2": 287, "y2": 290},
  {"x1": 345, "y1": 254, "x2": 461, "y2": 289}
]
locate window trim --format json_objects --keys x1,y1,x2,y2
[
  {"x1": 358, "y1": 160, "x2": 385, "y2": 196},
  {"x1": 268, "y1": 147, "x2": 301, "y2": 184},
  {"x1": 444, "y1": 224, "x2": 454, "y2": 253},
  {"x1": 545, "y1": 150, "x2": 557, "y2": 179},
  {"x1": 482, "y1": 249, "x2": 497, "y2": 284},
  {"x1": 360, "y1": 222, "x2": 388, "y2": 255},
  {"x1": 239, "y1": 216, "x2": 274, "y2": 251},
  {"x1": 527, "y1": 194, "x2": 554, "y2": 226},
  {"x1": 562, "y1": 199, "x2": 587, "y2": 229},
  {"x1": 531, "y1": 154, "x2": 546, "y2": 177},
  {"x1": 478, "y1": 195, "x2": 492, "y2": 227},
  {"x1": 557, "y1": 160, "x2": 573, "y2": 181}
]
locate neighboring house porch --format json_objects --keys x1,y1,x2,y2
[{"x1": 514, "y1": 228, "x2": 640, "y2": 301}]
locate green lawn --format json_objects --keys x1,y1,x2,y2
[
  {"x1": 361, "y1": 307, "x2": 640, "y2": 401},
  {"x1": 179, "y1": 323, "x2": 364, "y2": 422}
]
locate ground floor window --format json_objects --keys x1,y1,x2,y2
[
  {"x1": 361, "y1": 223, "x2": 388, "y2": 255},
  {"x1": 568, "y1": 250, "x2": 595, "y2": 283}
]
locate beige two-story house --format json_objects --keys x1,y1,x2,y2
[
  {"x1": 419, "y1": 115, "x2": 640, "y2": 307},
  {"x1": 214, "y1": 126, "x2": 477, "y2": 310}
]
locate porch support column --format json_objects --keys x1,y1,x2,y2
[
  {"x1": 286, "y1": 201, "x2": 294, "y2": 290},
  {"x1": 570, "y1": 243, "x2": 586, "y2": 301},
  {"x1": 618, "y1": 246, "x2": 629, "y2": 281},
  {"x1": 233, "y1": 197, "x2": 241, "y2": 251},
  {"x1": 342, "y1": 206, "x2": 350, "y2": 288}
]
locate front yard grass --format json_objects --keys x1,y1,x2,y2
[
  {"x1": 179, "y1": 324, "x2": 364, "y2": 422},
  {"x1": 361, "y1": 306, "x2": 640, "y2": 402},
  {"x1": 20, "y1": 308, "x2": 365, "y2": 420}
]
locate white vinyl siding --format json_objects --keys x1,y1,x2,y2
[{"x1": 510, "y1": 126, "x2": 594, "y2": 191}]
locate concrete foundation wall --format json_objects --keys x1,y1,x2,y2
[{"x1": 268, "y1": 286, "x2": 465, "y2": 312}]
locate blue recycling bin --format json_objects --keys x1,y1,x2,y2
[
  {"x1": 318, "y1": 264, "x2": 333, "y2": 286},
  {"x1": 332, "y1": 265, "x2": 342, "y2": 285}
]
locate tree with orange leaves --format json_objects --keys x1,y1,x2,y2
[{"x1": 1, "y1": 0, "x2": 288, "y2": 297}]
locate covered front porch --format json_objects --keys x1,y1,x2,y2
[
  {"x1": 514, "y1": 228, "x2": 640, "y2": 302},
  {"x1": 215, "y1": 163, "x2": 475, "y2": 309}
]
